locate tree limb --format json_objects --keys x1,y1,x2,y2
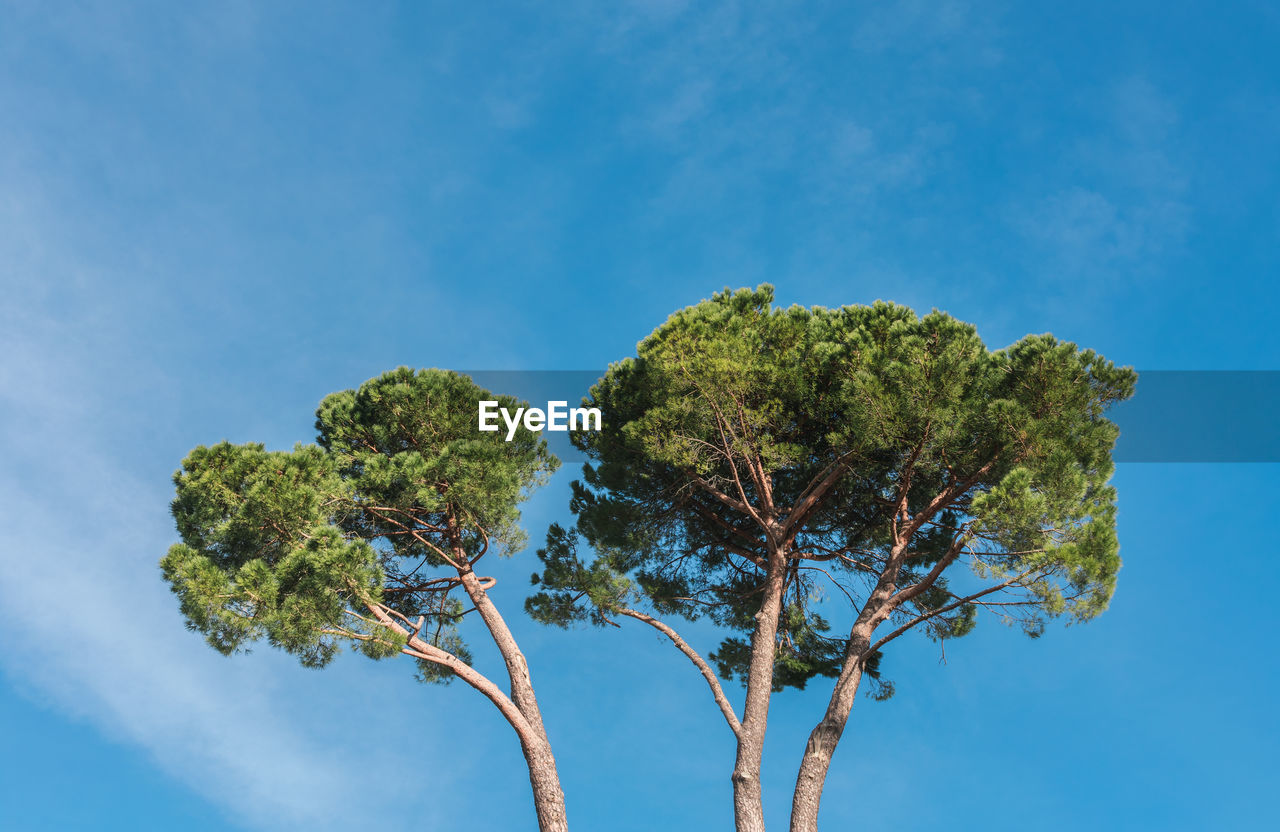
[
  {"x1": 869, "y1": 567, "x2": 1041, "y2": 654},
  {"x1": 366, "y1": 603, "x2": 537, "y2": 741},
  {"x1": 619, "y1": 607, "x2": 743, "y2": 737}
]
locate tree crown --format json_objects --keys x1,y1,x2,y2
[
  {"x1": 163, "y1": 367, "x2": 558, "y2": 681},
  {"x1": 529, "y1": 286, "x2": 1135, "y2": 692}
]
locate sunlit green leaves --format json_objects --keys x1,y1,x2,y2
[
  {"x1": 162, "y1": 368, "x2": 558, "y2": 683},
  {"x1": 548, "y1": 285, "x2": 1135, "y2": 692}
]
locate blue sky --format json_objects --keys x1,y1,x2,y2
[{"x1": 1, "y1": 1, "x2": 1278, "y2": 829}]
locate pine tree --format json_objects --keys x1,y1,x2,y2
[
  {"x1": 528, "y1": 286, "x2": 1135, "y2": 831},
  {"x1": 161, "y1": 367, "x2": 569, "y2": 832}
]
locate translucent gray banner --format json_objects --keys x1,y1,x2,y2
[{"x1": 464, "y1": 370, "x2": 1280, "y2": 464}]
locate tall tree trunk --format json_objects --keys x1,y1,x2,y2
[
  {"x1": 732, "y1": 549, "x2": 787, "y2": 832},
  {"x1": 459, "y1": 568, "x2": 552, "y2": 737},
  {"x1": 458, "y1": 567, "x2": 568, "y2": 831},
  {"x1": 521, "y1": 735, "x2": 570, "y2": 832},
  {"x1": 789, "y1": 631, "x2": 871, "y2": 832}
]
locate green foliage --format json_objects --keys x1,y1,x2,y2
[
  {"x1": 162, "y1": 368, "x2": 557, "y2": 682},
  {"x1": 531, "y1": 285, "x2": 1135, "y2": 693},
  {"x1": 709, "y1": 604, "x2": 845, "y2": 692},
  {"x1": 526, "y1": 524, "x2": 636, "y2": 628}
]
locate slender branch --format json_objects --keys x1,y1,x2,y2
[
  {"x1": 366, "y1": 603, "x2": 537, "y2": 740},
  {"x1": 905, "y1": 460, "x2": 995, "y2": 539},
  {"x1": 702, "y1": 389, "x2": 768, "y2": 529},
  {"x1": 891, "y1": 438, "x2": 927, "y2": 545},
  {"x1": 690, "y1": 501, "x2": 767, "y2": 558},
  {"x1": 362, "y1": 505, "x2": 461, "y2": 569},
  {"x1": 797, "y1": 564, "x2": 861, "y2": 608},
  {"x1": 362, "y1": 503, "x2": 446, "y2": 532},
  {"x1": 618, "y1": 607, "x2": 742, "y2": 737},
  {"x1": 732, "y1": 395, "x2": 775, "y2": 515},
  {"x1": 780, "y1": 452, "x2": 856, "y2": 543},
  {"x1": 689, "y1": 472, "x2": 759, "y2": 521},
  {"x1": 889, "y1": 526, "x2": 972, "y2": 608},
  {"x1": 383, "y1": 575, "x2": 462, "y2": 593},
  {"x1": 869, "y1": 568, "x2": 1040, "y2": 654}
]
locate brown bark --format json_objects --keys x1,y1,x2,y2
[
  {"x1": 788, "y1": 463, "x2": 994, "y2": 831},
  {"x1": 458, "y1": 570, "x2": 550, "y2": 737},
  {"x1": 369, "y1": 602, "x2": 569, "y2": 832},
  {"x1": 457, "y1": 568, "x2": 568, "y2": 832},
  {"x1": 732, "y1": 545, "x2": 787, "y2": 832},
  {"x1": 619, "y1": 608, "x2": 742, "y2": 736},
  {"x1": 365, "y1": 505, "x2": 568, "y2": 828},
  {"x1": 789, "y1": 631, "x2": 871, "y2": 832},
  {"x1": 368, "y1": 604, "x2": 533, "y2": 734},
  {"x1": 786, "y1": 518, "x2": 906, "y2": 832},
  {"x1": 520, "y1": 737, "x2": 570, "y2": 832}
]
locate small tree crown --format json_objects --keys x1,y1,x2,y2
[{"x1": 163, "y1": 367, "x2": 558, "y2": 681}]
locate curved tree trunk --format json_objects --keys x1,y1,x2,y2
[
  {"x1": 732, "y1": 550, "x2": 788, "y2": 832},
  {"x1": 459, "y1": 569, "x2": 552, "y2": 736},
  {"x1": 789, "y1": 633, "x2": 870, "y2": 832},
  {"x1": 370, "y1": 599, "x2": 569, "y2": 831},
  {"x1": 459, "y1": 567, "x2": 569, "y2": 832},
  {"x1": 520, "y1": 735, "x2": 570, "y2": 832}
]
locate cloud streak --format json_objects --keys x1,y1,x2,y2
[
  {"x1": 0, "y1": 187, "x2": 430, "y2": 832},
  {"x1": 1010, "y1": 77, "x2": 1191, "y2": 278}
]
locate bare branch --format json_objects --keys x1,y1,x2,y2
[
  {"x1": 869, "y1": 567, "x2": 1041, "y2": 654},
  {"x1": 619, "y1": 607, "x2": 742, "y2": 737},
  {"x1": 780, "y1": 453, "x2": 856, "y2": 544},
  {"x1": 366, "y1": 603, "x2": 538, "y2": 741},
  {"x1": 889, "y1": 527, "x2": 972, "y2": 608}
]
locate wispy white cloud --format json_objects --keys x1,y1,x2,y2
[
  {"x1": 1010, "y1": 77, "x2": 1190, "y2": 278},
  {"x1": 850, "y1": 0, "x2": 1004, "y2": 65},
  {"x1": 0, "y1": 178, "x2": 435, "y2": 832},
  {"x1": 1014, "y1": 186, "x2": 1188, "y2": 271},
  {"x1": 0, "y1": 442, "x2": 419, "y2": 830},
  {"x1": 0, "y1": 482, "x2": 392, "y2": 830}
]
